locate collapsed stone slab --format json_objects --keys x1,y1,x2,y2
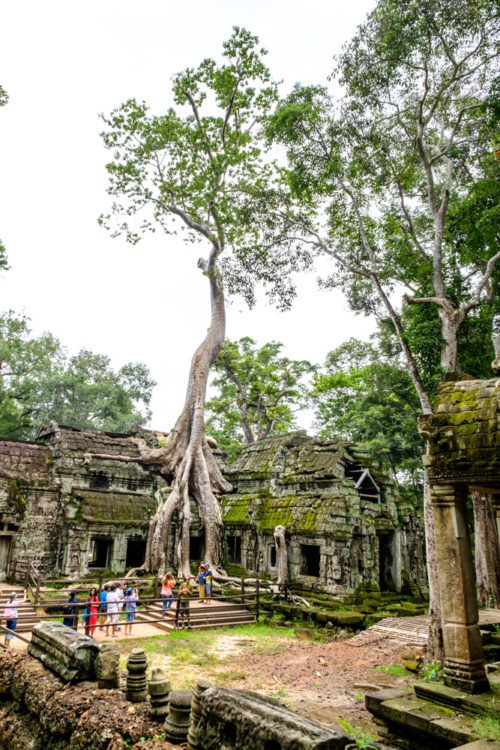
[
  {"x1": 195, "y1": 687, "x2": 351, "y2": 749},
  {"x1": 28, "y1": 621, "x2": 100, "y2": 681}
]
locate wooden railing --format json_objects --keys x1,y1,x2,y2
[{"x1": 2, "y1": 567, "x2": 291, "y2": 638}]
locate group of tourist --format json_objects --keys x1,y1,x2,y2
[
  {"x1": 159, "y1": 562, "x2": 213, "y2": 630},
  {"x1": 61, "y1": 582, "x2": 139, "y2": 638},
  {"x1": 2, "y1": 562, "x2": 215, "y2": 645}
]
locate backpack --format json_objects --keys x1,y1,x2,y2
[{"x1": 62, "y1": 604, "x2": 73, "y2": 616}]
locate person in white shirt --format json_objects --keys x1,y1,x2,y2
[{"x1": 105, "y1": 584, "x2": 120, "y2": 638}]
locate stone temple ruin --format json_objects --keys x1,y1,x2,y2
[{"x1": 0, "y1": 421, "x2": 425, "y2": 596}]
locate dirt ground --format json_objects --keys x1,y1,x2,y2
[{"x1": 117, "y1": 627, "x2": 419, "y2": 739}]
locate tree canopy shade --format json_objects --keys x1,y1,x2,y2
[
  {"x1": 311, "y1": 338, "x2": 424, "y2": 500},
  {"x1": 256, "y1": 0, "x2": 499, "y2": 659},
  {"x1": 0, "y1": 311, "x2": 155, "y2": 439},
  {"x1": 206, "y1": 337, "x2": 316, "y2": 463},
  {"x1": 100, "y1": 28, "x2": 281, "y2": 575}
]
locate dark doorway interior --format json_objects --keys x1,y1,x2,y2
[
  {"x1": 190, "y1": 536, "x2": 203, "y2": 561},
  {"x1": 226, "y1": 535, "x2": 242, "y2": 563},
  {"x1": 269, "y1": 544, "x2": 277, "y2": 568},
  {"x1": 378, "y1": 532, "x2": 395, "y2": 591},
  {"x1": 89, "y1": 472, "x2": 110, "y2": 490},
  {"x1": 88, "y1": 537, "x2": 112, "y2": 568},
  {"x1": 126, "y1": 538, "x2": 147, "y2": 568},
  {"x1": 0, "y1": 536, "x2": 12, "y2": 576},
  {"x1": 300, "y1": 544, "x2": 320, "y2": 577}
]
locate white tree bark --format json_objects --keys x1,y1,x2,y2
[
  {"x1": 132, "y1": 260, "x2": 231, "y2": 578},
  {"x1": 273, "y1": 525, "x2": 289, "y2": 588}
]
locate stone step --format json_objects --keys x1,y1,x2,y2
[
  {"x1": 414, "y1": 679, "x2": 500, "y2": 719},
  {"x1": 136, "y1": 601, "x2": 255, "y2": 632},
  {"x1": 365, "y1": 687, "x2": 479, "y2": 750}
]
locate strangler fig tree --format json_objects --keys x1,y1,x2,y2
[{"x1": 99, "y1": 28, "x2": 279, "y2": 576}]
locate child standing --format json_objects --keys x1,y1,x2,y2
[
  {"x1": 178, "y1": 576, "x2": 193, "y2": 630},
  {"x1": 161, "y1": 572, "x2": 176, "y2": 614},
  {"x1": 124, "y1": 587, "x2": 139, "y2": 636},
  {"x1": 203, "y1": 563, "x2": 213, "y2": 605}
]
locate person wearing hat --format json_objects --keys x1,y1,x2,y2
[
  {"x1": 124, "y1": 587, "x2": 139, "y2": 636},
  {"x1": 3, "y1": 590, "x2": 27, "y2": 647},
  {"x1": 203, "y1": 563, "x2": 213, "y2": 606}
]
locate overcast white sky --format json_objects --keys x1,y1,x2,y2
[{"x1": 0, "y1": 0, "x2": 377, "y2": 431}]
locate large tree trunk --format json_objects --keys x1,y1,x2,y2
[
  {"x1": 135, "y1": 260, "x2": 232, "y2": 578},
  {"x1": 472, "y1": 490, "x2": 500, "y2": 608}
]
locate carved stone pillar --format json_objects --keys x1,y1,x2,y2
[{"x1": 431, "y1": 483, "x2": 489, "y2": 693}]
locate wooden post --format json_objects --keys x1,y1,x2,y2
[
  {"x1": 84, "y1": 599, "x2": 90, "y2": 638},
  {"x1": 240, "y1": 577, "x2": 245, "y2": 605},
  {"x1": 98, "y1": 574, "x2": 103, "y2": 596},
  {"x1": 24, "y1": 559, "x2": 31, "y2": 590},
  {"x1": 154, "y1": 573, "x2": 159, "y2": 601},
  {"x1": 10, "y1": 560, "x2": 17, "y2": 583},
  {"x1": 256, "y1": 578, "x2": 260, "y2": 621},
  {"x1": 34, "y1": 572, "x2": 41, "y2": 606}
]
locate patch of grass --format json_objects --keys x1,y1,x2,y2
[
  {"x1": 473, "y1": 712, "x2": 500, "y2": 740},
  {"x1": 354, "y1": 692, "x2": 364, "y2": 701},
  {"x1": 271, "y1": 685, "x2": 292, "y2": 708},
  {"x1": 375, "y1": 664, "x2": 409, "y2": 677},
  {"x1": 336, "y1": 718, "x2": 377, "y2": 749},
  {"x1": 214, "y1": 668, "x2": 249, "y2": 684}
]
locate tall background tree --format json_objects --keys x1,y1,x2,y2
[
  {"x1": 100, "y1": 28, "x2": 281, "y2": 575},
  {"x1": 311, "y1": 338, "x2": 424, "y2": 502},
  {"x1": 206, "y1": 337, "x2": 316, "y2": 463},
  {"x1": 0, "y1": 311, "x2": 155, "y2": 438},
  {"x1": 230, "y1": 0, "x2": 500, "y2": 656}
]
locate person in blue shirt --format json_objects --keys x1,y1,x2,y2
[
  {"x1": 203, "y1": 563, "x2": 213, "y2": 606},
  {"x1": 124, "y1": 587, "x2": 139, "y2": 636},
  {"x1": 197, "y1": 565, "x2": 206, "y2": 604}
]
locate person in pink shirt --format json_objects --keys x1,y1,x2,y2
[
  {"x1": 160, "y1": 572, "x2": 176, "y2": 615},
  {"x1": 3, "y1": 590, "x2": 27, "y2": 647}
]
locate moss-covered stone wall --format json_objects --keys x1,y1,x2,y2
[
  {"x1": 221, "y1": 433, "x2": 426, "y2": 595},
  {"x1": 0, "y1": 424, "x2": 425, "y2": 594}
]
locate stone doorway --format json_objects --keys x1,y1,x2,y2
[
  {"x1": 189, "y1": 536, "x2": 203, "y2": 562},
  {"x1": 0, "y1": 536, "x2": 12, "y2": 580},
  {"x1": 378, "y1": 531, "x2": 396, "y2": 591},
  {"x1": 300, "y1": 544, "x2": 320, "y2": 577},
  {"x1": 88, "y1": 537, "x2": 112, "y2": 568},
  {"x1": 226, "y1": 535, "x2": 241, "y2": 564},
  {"x1": 125, "y1": 538, "x2": 146, "y2": 568}
]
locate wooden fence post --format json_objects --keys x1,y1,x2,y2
[
  {"x1": 34, "y1": 572, "x2": 41, "y2": 606},
  {"x1": 24, "y1": 559, "x2": 31, "y2": 590},
  {"x1": 98, "y1": 574, "x2": 103, "y2": 596},
  {"x1": 154, "y1": 573, "x2": 159, "y2": 600},
  {"x1": 10, "y1": 560, "x2": 17, "y2": 582},
  {"x1": 255, "y1": 578, "x2": 260, "y2": 621},
  {"x1": 84, "y1": 600, "x2": 90, "y2": 638},
  {"x1": 240, "y1": 577, "x2": 245, "y2": 605}
]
